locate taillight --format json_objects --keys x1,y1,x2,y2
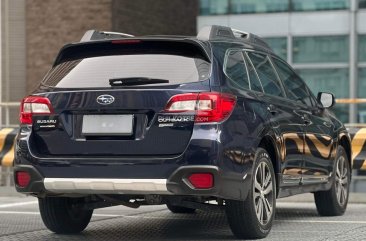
[
  {"x1": 164, "y1": 92, "x2": 236, "y2": 123},
  {"x1": 20, "y1": 96, "x2": 53, "y2": 124}
]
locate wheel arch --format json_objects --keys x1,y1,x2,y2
[
  {"x1": 338, "y1": 133, "x2": 352, "y2": 173},
  {"x1": 258, "y1": 135, "x2": 281, "y2": 196}
]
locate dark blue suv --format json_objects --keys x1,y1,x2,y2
[{"x1": 14, "y1": 25, "x2": 352, "y2": 239}]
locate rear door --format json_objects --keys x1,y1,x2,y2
[
  {"x1": 271, "y1": 57, "x2": 335, "y2": 183},
  {"x1": 246, "y1": 51, "x2": 305, "y2": 186},
  {"x1": 29, "y1": 40, "x2": 211, "y2": 157}
]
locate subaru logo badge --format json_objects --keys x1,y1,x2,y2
[{"x1": 96, "y1": 94, "x2": 115, "y2": 105}]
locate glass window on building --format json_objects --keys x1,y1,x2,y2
[
  {"x1": 360, "y1": 0, "x2": 366, "y2": 8},
  {"x1": 357, "y1": 68, "x2": 366, "y2": 123},
  {"x1": 293, "y1": 36, "x2": 349, "y2": 63},
  {"x1": 292, "y1": 0, "x2": 349, "y2": 11},
  {"x1": 358, "y1": 68, "x2": 366, "y2": 98},
  {"x1": 297, "y1": 68, "x2": 349, "y2": 123},
  {"x1": 230, "y1": 0, "x2": 289, "y2": 14},
  {"x1": 359, "y1": 35, "x2": 366, "y2": 62},
  {"x1": 264, "y1": 37, "x2": 287, "y2": 60},
  {"x1": 200, "y1": 0, "x2": 229, "y2": 15}
]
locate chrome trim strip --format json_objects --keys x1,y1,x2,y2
[
  {"x1": 301, "y1": 175, "x2": 330, "y2": 184},
  {"x1": 44, "y1": 178, "x2": 170, "y2": 194}
]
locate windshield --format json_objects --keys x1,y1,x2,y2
[{"x1": 42, "y1": 54, "x2": 210, "y2": 88}]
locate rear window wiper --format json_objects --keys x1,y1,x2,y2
[{"x1": 109, "y1": 77, "x2": 169, "y2": 86}]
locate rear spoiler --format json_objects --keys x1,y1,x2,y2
[{"x1": 52, "y1": 38, "x2": 211, "y2": 67}]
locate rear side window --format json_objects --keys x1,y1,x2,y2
[
  {"x1": 223, "y1": 50, "x2": 264, "y2": 92},
  {"x1": 224, "y1": 50, "x2": 250, "y2": 90},
  {"x1": 42, "y1": 41, "x2": 211, "y2": 88},
  {"x1": 272, "y1": 58, "x2": 314, "y2": 107},
  {"x1": 243, "y1": 53, "x2": 263, "y2": 92},
  {"x1": 247, "y1": 52, "x2": 285, "y2": 97}
]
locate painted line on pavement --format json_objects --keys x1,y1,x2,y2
[
  {"x1": 0, "y1": 201, "x2": 38, "y2": 208},
  {"x1": 0, "y1": 211, "x2": 40, "y2": 215},
  {"x1": 0, "y1": 211, "x2": 125, "y2": 216},
  {"x1": 0, "y1": 211, "x2": 163, "y2": 220},
  {"x1": 278, "y1": 219, "x2": 366, "y2": 224}
]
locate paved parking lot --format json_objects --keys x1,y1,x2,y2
[{"x1": 0, "y1": 194, "x2": 365, "y2": 241}]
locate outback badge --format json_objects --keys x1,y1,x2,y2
[{"x1": 96, "y1": 94, "x2": 115, "y2": 105}]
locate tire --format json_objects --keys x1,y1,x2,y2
[
  {"x1": 314, "y1": 146, "x2": 350, "y2": 216},
  {"x1": 166, "y1": 203, "x2": 196, "y2": 213},
  {"x1": 226, "y1": 148, "x2": 276, "y2": 239},
  {"x1": 39, "y1": 197, "x2": 93, "y2": 234}
]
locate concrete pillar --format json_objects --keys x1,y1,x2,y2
[{"x1": 349, "y1": 0, "x2": 358, "y2": 123}]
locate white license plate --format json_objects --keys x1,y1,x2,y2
[{"x1": 82, "y1": 115, "x2": 133, "y2": 135}]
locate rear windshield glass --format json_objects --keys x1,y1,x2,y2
[{"x1": 42, "y1": 41, "x2": 211, "y2": 88}]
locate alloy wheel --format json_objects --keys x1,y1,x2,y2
[
  {"x1": 253, "y1": 161, "x2": 274, "y2": 225},
  {"x1": 335, "y1": 156, "x2": 349, "y2": 206}
]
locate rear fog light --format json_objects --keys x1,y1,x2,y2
[
  {"x1": 188, "y1": 173, "x2": 214, "y2": 189},
  {"x1": 16, "y1": 171, "x2": 31, "y2": 188}
]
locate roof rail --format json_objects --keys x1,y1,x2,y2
[
  {"x1": 231, "y1": 28, "x2": 249, "y2": 38},
  {"x1": 197, "y1": 25, "x2": 272, "y2": 52},
  {"x1": 80, "y1": 30, "x2": 134, "y2": 42},
  {"x1": 197, "y1": 25, "x2": 235, "y2": 41}
]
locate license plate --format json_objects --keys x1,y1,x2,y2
[{"x1": 82, "y1": 115, "x2": 133, "y2": 135}]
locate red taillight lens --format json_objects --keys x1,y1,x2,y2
[
  {"x1": 20, "y1": 96, "x2": 53, "y2": 124},
  {"x1": 188, "y1": 173, "x2": 214, "y2": 189},
  {"x1": 15, "y1": 171, "x2": 31, "y2": 188},
  {"x1": 164, "y1": 92, "x2": 236, "y2": 123}
]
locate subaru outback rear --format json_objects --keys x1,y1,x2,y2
[
  {"x1": 15, "y1": 27, "x2": 251, "y2": 235},
  {"x1": 14, "y1": 26, "x2": 350, "y2": 239}
]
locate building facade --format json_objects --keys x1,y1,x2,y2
[
  {"x1": 198, "y1": 0, "x2": 366, "y2": 123},
  {"x1": 0, "y1": 0, "x2": 198, "y2": 126}
]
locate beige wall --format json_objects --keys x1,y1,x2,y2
[
  {"x1": 25, "y1": 0, "x2": 112, "y2": 93},
  {"x1": 1, "y1": 0, "x2": 26, "y2": 125},
  {"x1": 2, "y1": 0, "x2": 198, "y2": 126},
  {"x1": 25, "y1": 0, "x2": 199, "y2": 93}
]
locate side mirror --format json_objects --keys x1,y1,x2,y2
[{"x1": 317, "y1": 92, "x2": 335, "y2": 108}]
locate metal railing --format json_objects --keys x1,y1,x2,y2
[
  {"x1": 0, "y1": 102, "x2": 20, "y2": 128},
  {"x1": 0, "y1": 166, "x2": 13, "y2": 186},
  {"x1": 0, "y1": 102, "x2": 19, "y2": 186},
  {"x1": 0, "y1": 101, "x2": 366, "y2": 190}
]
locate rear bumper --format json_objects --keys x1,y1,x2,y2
[{"x1": 14, "y1": 165, "x2": 251, "y2": 201}]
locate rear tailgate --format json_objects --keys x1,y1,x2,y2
[{"x1": 31, "y1": 89, "x2": 206, "y2": 156}]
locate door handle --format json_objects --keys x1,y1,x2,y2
[
  {"x1": 323, "y1": 121, "x2": 332, "y2": 127},
  {"x1": 267, "y1": 104, "x2": 277, "y2": 115},
  {"x1": 301, "y1": 114, "x2": 311, "y2": 125}
]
